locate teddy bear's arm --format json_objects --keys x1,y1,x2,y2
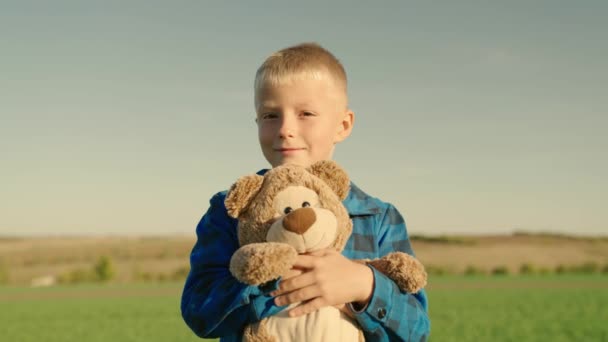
[
  {"x1": 229, "y1": 242, "x2": 298, "y2": 285},
  {"x1": 365, "y1": 252, "x2": 427, "y2": 294}
]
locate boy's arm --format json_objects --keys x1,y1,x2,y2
[
  {"x1": 180, "y1": 192, "x2": 283, "y2": 338},
  {"x1": 350, "y1": 204, "x2": 431, "y2": 341}
]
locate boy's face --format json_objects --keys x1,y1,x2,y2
[{"x1": 255, "y1": 75, "x2": 354, "y2": 168}]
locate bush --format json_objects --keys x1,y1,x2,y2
[
  {"x1": 132, "y1": 266, "x2": 188, "y2": 283},
  {"x1": 426, "y1": 265, "x2": 451, "y2": 276},
  {"x1": 491, "y1": 266, "x2": 509, "y2": 276},
  {"x1": 94, "y1": 256, "x2": 115, "y2": 282},
  {"x1": 171, "y1": 266, "x2": 189, "y2": 281},
  {"x1": 519, "y1": 263, "x2": 536, "y2": 275},
  {"x1": 571, "y1": 262, "x2": 599, "y2": 274},
  {"x1": 58, "y1": 269, "x2": 95, "y2": 284},
  {"x1": 555, "y1": 264, "x2": 567, "y2": 274},
  {"x1": 133, "y1": 270, "x2": 155, "y2": 282},
  {"x1": 59, "y1": 256, "x2": 116, "y2": 284},
  {"x1": 464, "y1": 265, "x2": 484, "y2": 276}
]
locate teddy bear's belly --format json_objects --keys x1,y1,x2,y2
[{"x1": 264, "y1": 305, "x2": 360, "y2": 342}]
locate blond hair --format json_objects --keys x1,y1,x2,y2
[{"x1": 254, "y1": 42, "x2": 348, "y2": 105}]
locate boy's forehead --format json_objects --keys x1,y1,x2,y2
[{"x1": 255, "y1": 73, "x2": 348, "y2": 109}]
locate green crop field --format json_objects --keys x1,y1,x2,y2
[
  {"x1": 1, "y1": 275, "x2": 607, "y2": 341},
  {"x1": 428, "y1": 275, "x2": 608, "y2": 341}
]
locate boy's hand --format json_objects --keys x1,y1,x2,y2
[
  {"x1": 271, "y1": 248, "x2": 374, "y2": 317},
  {"x1": 280, "y1": 267, "x2": 304, "y2": 280}
]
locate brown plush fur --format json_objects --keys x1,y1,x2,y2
[
  {"x1": 229, "y1": 242, "x2": 298, "y2": 285},
  {"x1": 244, "y1": 320, "x2": 276, "y2": 342},
  {"x1": 225, "y1": 161, "x2": 427, "y2": 341},
  {"x1": 228, "y1": 163, "x2": 353, "y2": 254},
  {"x1": 225, "y1": 174, "x2": 264, "y2": 218},
  {"x1": 367, "y1": 252, "x2": 427, "y2": 293},
  {"x1": 307, "y1": 160, "x2": 350, "y2": 200}
]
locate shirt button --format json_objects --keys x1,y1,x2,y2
[{"x1": 377, "y1": 307, "x2": 387, "y2": 319}]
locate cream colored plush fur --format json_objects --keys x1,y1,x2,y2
[{"x1": 225, "y1": 160, "x2": 427, "y2": 342}]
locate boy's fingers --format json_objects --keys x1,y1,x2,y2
[
  {"x1": 272, "y1": 272, "x2": 315, "y2": 296},
  {"x1": 274, "y1": 285, "x2": 319, "y2": 306},
  {"x1": 291, "y1": 254, "x2": 317, "y2": 269},
  {"x1": 288, "y1": 297, "x2": 326, "y2": 317},
  {"x1": 305, "y1": 248, "x2": 331, "y2": 257},
  {"x1": 292, "y1": 248, "x2": 336, "y2": 268},
  {"x1": 280, "y1": 268, "x2": 304, "y2": 280}
]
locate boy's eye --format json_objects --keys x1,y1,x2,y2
[
  {"x1": 262, "y1": 113, "x2": 278, "y2": 120},
  {"x1": 302, "y1": 111, "x2": 315, "y2": 117}
]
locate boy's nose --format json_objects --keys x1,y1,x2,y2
[
  {"x1": 278, "y1": 117, "x2": 295, "y2": 138},
  {"x1": 282, "y1": 207, "x2": 316, "y2": 235},
  {"x1": 279, "y1": 128, "x2": 293, "y2": 137}
]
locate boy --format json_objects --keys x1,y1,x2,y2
[{"x1": 181, "y1": 43, "x2": 430, "y2": 341}]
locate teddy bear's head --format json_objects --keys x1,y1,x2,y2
[{"x1": 225, "y1": 161, "x2": 352, "y2": 253}]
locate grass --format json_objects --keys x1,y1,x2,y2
[
  {"x1": 0, "y1": 283, "x2": 211, "y2": 342},
  {"x1": 428, "y1": 275, "x2": 608, "y2": 341},
  {"x1": 1, "y1": 275, "x2": 607, "y2": 341}
]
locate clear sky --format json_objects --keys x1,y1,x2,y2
[{"x1": 2, "y1": 1, "x2": 607, "y2": 236}]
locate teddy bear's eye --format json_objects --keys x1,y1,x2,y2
[
  {"x1": 283, "y1": 207, "x2": 293, "y2": 214},
  {"x1": 302, "y1": 201, "x2": 310, "y2": 208}
]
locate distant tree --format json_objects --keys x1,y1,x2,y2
[
  {"x1": 464, "y1": 265, "x2": 484, "y2": 276},
  {"x1": 519, "y1": 263, "x2": 536, "y2": 275},
  {"x1": 555, "y1": 264, "x2": 567, "y2": 274},
  {"x1": 491, "y1": 266, "x2": 509, "y2": 276},
  {"x1": 171, "y1": 266, "x2": 190, "y2": 281},
  {"x1": 573, "y1": 262, "x2": 599, "y2": 274},
  {"x1": 94, "y1": 256, "x2": 115, "y2": 282},
  {"x1": 426, "y1": 265, "x2": 450, "y2": 276}
]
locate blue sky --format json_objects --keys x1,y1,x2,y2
[{"x1": 1, "y1": 1, "x2": 607, "y2": 236}]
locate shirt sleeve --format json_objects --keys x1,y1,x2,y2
[
  {"x1": 350, "y1": 204, "x2": 431, "y2": 341},
  {"x1": 180, "y1": 192, "x2": 284, "y2": 338}
]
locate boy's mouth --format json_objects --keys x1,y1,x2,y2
[{"x1": 275, "y1": 148, "x2": 305, "y2": 153}]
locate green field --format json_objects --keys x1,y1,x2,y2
[
  {"x1": 1, "y1": 275, "x2": 607, "y2": 341},
  {"x1": 428, "y1": 275, "x2": 608, "y2": 341}
]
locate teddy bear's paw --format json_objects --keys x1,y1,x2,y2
[
  {"x1": 368, "y1": 252, "x2": 427, "y2": 293},
  {"x1": 230, "y1": 242, "x2": 298, "y2": 285},
  {"x1": 243, "y1": 320, "x2": 276, "y2": 342}
]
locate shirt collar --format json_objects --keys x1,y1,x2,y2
[{"x1": 343, "y1": 182, "x2": 381, "y2": 216}]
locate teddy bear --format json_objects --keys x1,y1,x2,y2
[{"x1": 225, "y1": 160, "x2": 427, "y2": 342}]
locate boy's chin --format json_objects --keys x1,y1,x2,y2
[
  {"x1": 272, "y1": 161, "x2": 309, "y2": 168},
  {"x1": 271, "y1": 158, "x2": 329, "y2": 168}
]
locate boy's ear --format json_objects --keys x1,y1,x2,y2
[
  {"x1": 225, "y1": 175, "x2": 264, "y2": 218},
  {"x1": 307, "y1": 160, "x2": 350, "y2": 200},
  {"x1": 334, "y1": 109, "x2": 354, "y2": 143}
]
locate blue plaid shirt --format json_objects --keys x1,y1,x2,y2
[{"x1": 181, "y1": 178, "x2": 430, "y2": 341}]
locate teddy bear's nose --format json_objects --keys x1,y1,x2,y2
[{"x1": 282, "y1": 207, "x2": 316, "y2": 235}]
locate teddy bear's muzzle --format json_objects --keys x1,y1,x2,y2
[{"x1": 282, "y1": 207, "x2": 316, "y2": 235}]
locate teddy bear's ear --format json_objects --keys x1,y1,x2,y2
[
  {"x1": 307, "y1": 160, "x2": 350, "y2": 200},
  {"x1": 225, "y1": 174, "x2": 264, "y2": 218}
]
